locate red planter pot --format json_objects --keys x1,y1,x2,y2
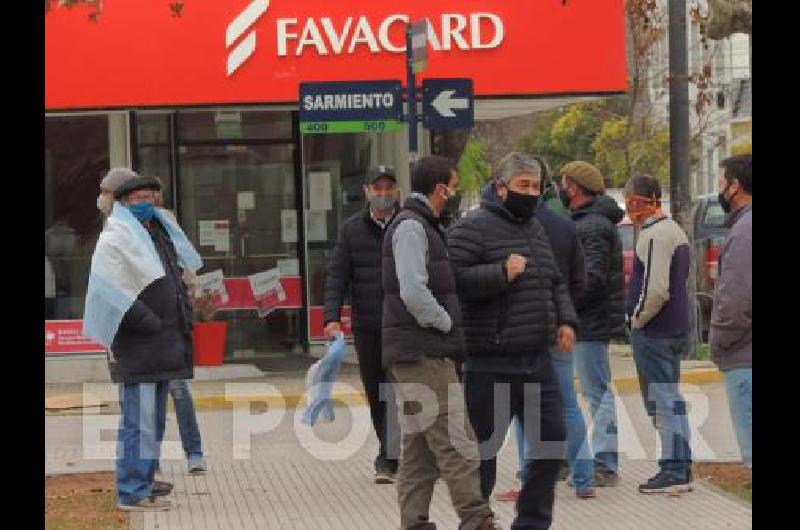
[{"x1": 192, "y1": 321, "x2": 227, "y2": 366}]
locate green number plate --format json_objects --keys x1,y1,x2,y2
[{"x1": 300, "y1": 120, "x2": 402, "y2": 134}]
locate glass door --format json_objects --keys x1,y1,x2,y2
[{"x1": 176, "y1": 110, "x2": 304, "y2": 359}]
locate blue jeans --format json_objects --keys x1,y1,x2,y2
[
  {"x1": 116, "y1": 382, "x2": 169, "y2": 505},
  {"x1": 169, "y1": 379, "x2": 205, "y2": 467},
  {"x1": 515, "y1": 353, "x2": 594, "y2": 492},
  {"x1": 724, "y1": 368, "x2": 752, "y2": 469},
  {"x1": 630, "y1": 329, "x2": 692, "y2": 479},
  {"x1": 573, "y1": 341, "x2": 618, "y2": 475}
]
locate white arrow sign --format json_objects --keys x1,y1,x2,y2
[{"x1": 431, "y1": 90, "x2": 469, "y2": 117}]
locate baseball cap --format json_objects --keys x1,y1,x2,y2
[{"x1": 364, "y1": 165, "x2": 397, "y2": 185}]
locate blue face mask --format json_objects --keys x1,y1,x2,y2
[{"x1": 127, "y1": 201, "x2": 156, "y2": 222}]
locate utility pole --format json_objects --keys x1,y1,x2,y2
[{"x1": 668, "y1": 0, "x2": 698, "y2": 357}]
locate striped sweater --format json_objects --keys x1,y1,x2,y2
[{"x1": 626, "y1": 216, "x2": 691, "y2": 338}]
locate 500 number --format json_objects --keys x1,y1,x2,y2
[{"x1": 363, "y1": 121, "x2": 387, "y2": 132}]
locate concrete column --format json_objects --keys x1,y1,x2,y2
[{"x1": 108, "y1": 113, "x2": 129, "y2": 167}]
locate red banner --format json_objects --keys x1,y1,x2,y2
[
  {"x1": 309, "y1": 306, "x2": 353, "y2": 340},
  {"x1": 45, "y1": 320, "x2": 105, "y2": 354},
  {"x1": 219, "y1": 277, "x2": 302, "y2": 310},
  {"x1": 46, "y1": 1, "x2": 627, "y2": 109}
]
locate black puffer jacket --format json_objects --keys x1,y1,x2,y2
[
  {"x1": 323, "y1": 206, "x2": 397, "y2": 332},
  {"x1": 109, "y1": 220, "x2": 194, "y2": 384},
  {"x1": 570, "y1": 195, "x2": 627, "y2": 341},
  {"x1": 447, "y1": 194, "x2": 578, "y2": 370}
]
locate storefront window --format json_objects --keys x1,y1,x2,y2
[
  {"x1": 176, "y1": 110, "x2": 302, "y2": 358},
  {"x1": 135, "y1": 113, "x2": 174, "y2": 209},
  {"x1": 177, "y1": 110, "x2": 293, "y2": 142},
  {"x1": 45, "y1": 114, "x2": 127, "y2": 320},
  {"x1": 302, "y1": 130, "x2": 405, "y2": 341}
]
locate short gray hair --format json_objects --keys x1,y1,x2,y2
[
  {"x1": 100, "y1": 167, "x2": 139, "y2": 193},
  {"x1": 496, "y1": 152, "x2": 542, "y2": 184}
]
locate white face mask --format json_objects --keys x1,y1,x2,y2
[{"x1": 97, "y1": 194, "x2": 113, "y2": 216}]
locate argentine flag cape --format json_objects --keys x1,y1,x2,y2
[
  {"x1": 82, "y1": 203, "x2": 202, "y2": 348},
  {"x1": 302, "y1": 332, "x2": 347, "y2": 426}
]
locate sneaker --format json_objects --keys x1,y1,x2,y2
[
  {"x1": 576, "y1": 488, "x2": 597, "y2": 499},
  {"x1": 495, "y1": 488, "x2": 520, "y2": 502},
  {"x1": 188, "y1": 462, "x2": 207, "y2": 475},
  {"x1": 594, "y1": 469, "x2": 620, "y2": 487},
  {"x1": 638, "y1": 472, "x2": 693, "y2": 494},
  {"x1": 375, "y1": 469, "x2": 394, "y2": 484},
  {"x1": 117, "y1": 496, "x2": 171, "y2": 512},
  {"x1": 151, "y1": 480, "x2": 173, "y2": 497}
]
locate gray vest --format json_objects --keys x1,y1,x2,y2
[{"x1": 381, "y1": 198, "x2": 465, "y2": 367}]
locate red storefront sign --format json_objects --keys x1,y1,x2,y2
[
  {"x1": 45, "y1": 1, "x2": 626, "y2": 109},
  {"x1": 45, "y1": 320, "x2": 105, "y2": 354},
  {"x1": 309, "y1": 306, "x2": 353, "y2": 341},
  {"x1": 45, "y1": 278, "x2": 302, "y2": 354}
]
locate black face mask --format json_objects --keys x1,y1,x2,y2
[
  {"x1": 439, "y1": 188, "x2": 462, "y2": 227},
  {"x1": 718, "y1": 183, "x2": 734, "y2": 214},
  {"x1": 559, "y1": 188, "x2": 571, "y2": 209},
  {"x1": 504, "y1": 190, "x2": 538, "y2": 221}
]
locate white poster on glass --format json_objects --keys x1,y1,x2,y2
[
  {"x1": 281, "y1": 210, "x2": 298, "y2": 243},
  {"x1": 198, "y1": 220, "x2": 216, "y2": 246},
  {"x1": 248, "y1": 268, "x2": 287, "y2": 318},
  {"x1": 196, "y1": 269, "x2": 229, "y2": 304},
  {"x1": 308, "y1": 171, "x2": 332, "y2": 211},
  {"x1": 306, "y1": 211, "x2": 328, "y2": 242},
  {"x1": 277, "y1": 258, "x2": 300, "y2": 276},
  {"x1": 237, "y1": 191, "x2": 255, "y2": 210},
  {"x1": 212, "y1": 220, "x2": 230, "y2": 252}
]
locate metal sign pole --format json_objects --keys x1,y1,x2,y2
[{"x1": 406, "y1": 23, "x2": 418, "y2": 174}]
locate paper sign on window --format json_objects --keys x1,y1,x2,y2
[{"x1": 248, "y1": 268, "x2": 287, "y2": 318}]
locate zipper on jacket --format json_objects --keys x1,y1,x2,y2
[
  {"x1": 495, "y1": 295, "x2": 510, "y2": 345},
  {"x1": 493, "y1": 220, "x2": 543, "y2": 347}
]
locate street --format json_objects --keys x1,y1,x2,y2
[{"x1": 46, "y1": 382, "x2": 751, "y2": 529}]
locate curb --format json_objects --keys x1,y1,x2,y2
[
  {"x1": 188, "y1": 369, "x2": 724, "y2": 411},
  {"x1": 191, "y1": 392, "x2": 365, "y2": 411}
]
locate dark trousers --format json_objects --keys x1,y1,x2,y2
[
  {"x1": 464, "y1": 361, "x2": 566, "y2": 530},
  {"x1": 353, "y1": 328, "x2": 399, "y2": 472}
]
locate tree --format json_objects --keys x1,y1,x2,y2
[
  {"x1": 592, "y1": 117, "x2": 670, "y2": 186},
  {"x1": 517, "y1": 93, "x2": 669, "y2": 186},
  {"x1": 691, "y1": 0, "x2": 752, "y2": 40},
  {"x1": 457, "y1": 139, "x2": 492, "y2": 203},
  {"x1": 549, "y1": 104, "x2": 603, "y2": 165},
  {"x1": 518, "y1": 104, "x2": 608, "y2": 175}
]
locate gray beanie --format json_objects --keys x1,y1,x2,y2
[{"x1": 100, "y1": 167, "x2": 140, "y2": 193}]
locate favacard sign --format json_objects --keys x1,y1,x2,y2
[{"x1": 45, "y1": 1, "x2": 626, "y2": 109}]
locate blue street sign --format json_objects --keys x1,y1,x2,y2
[
  {"x1": 422, "y1": 78, "x2": 474, "y2": 130},
  {"x1": 299, "y1": 80, "x2": 404, "y2": 123}
]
